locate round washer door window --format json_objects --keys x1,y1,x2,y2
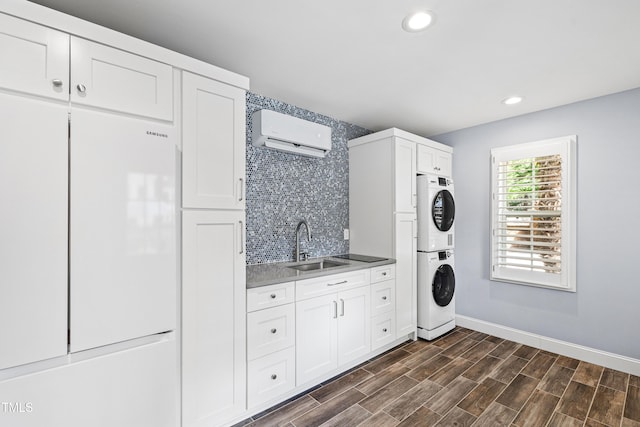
[
  {"x1": 432, "y1": 190, "x2": 455, "y2": 232},
  {"x1": 432, "y1": 264, "x2": 455, "y2": 307}
]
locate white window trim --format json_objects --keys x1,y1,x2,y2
[{"x1": 490, "y1": 135, "x2": 577, "y2": 292}]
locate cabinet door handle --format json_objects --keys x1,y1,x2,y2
[
  {"x1": 270, "y1": 294, "x2": 276, "y2": 299},
  {"x1": 76, "y1": 84, "x2": 87, "y2": 93},
  {"x1": 382, "y1": 296, "x2": 387, "y2": 301},
  {"x1": 328, "y1": 280, "x2": 347, "y2": 287},
  {"x1": 52, "y1": 79, "x2": 63, "y2": 87},
  {"x1": 383, "y1": 328, "x2": 388, "y2": 333},
  {"x1": 271, "y1": 374, "x2": 277, "y2": 380},
  {"x1": 270, "y1": 328, "x2": 277, "y2": 334},
  {"x1": 239, "y1": 221, "x2": 244, "y2": 254},
  {"x1": 340, "y1": 299, "x2": 345, "y2": 317},
  {"x1": 382, "y1": 272, "x2": 387, "y2": 276},
  {"x1": 333, "y1": 301, "x2": 338, "y2": 319},
  {"x1": 238, "y1": 178, "x2": 244, "y2": 202}
]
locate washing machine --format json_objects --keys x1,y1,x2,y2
[
  {"x1": 417, "y1": 174, "x2": 455, "y2": 251},
  {"x1": 417, "y1": 250, "x2": 455, "y2": 340}
]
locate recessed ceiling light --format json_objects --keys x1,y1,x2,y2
[
  {"x1": 402, "y1": 11, "x2": 435, "y2": 32},
  {"x1": 502, "y1": 96, "x2": 523, "y2": 105}
]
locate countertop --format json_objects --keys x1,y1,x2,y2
[{"x1": 246, "y1": 255, "x2": 396, "y2": 289}]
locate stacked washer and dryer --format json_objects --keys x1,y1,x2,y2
[{"x1": 417, "y1": 174, "x2": 456, "y2": 340}]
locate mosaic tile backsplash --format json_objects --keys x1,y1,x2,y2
[{"x1": 246, "y1": 92, "x2": 371, "y2": 265}]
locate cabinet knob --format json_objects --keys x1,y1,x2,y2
[
  {"x1": 382, "y1": 272, "x2": 387, "y2": 276},
  {"x1": 271, "y1": 374, "x2": 277, "y2": 380},
  {"x1": 382, "y1": 296, "x2": 387, "y2": 300},
  {"x1": 76, "y1": 84, "x2": 87, "y2": 94},
  {"x1": 52, "y1": 79, "x2": 63, "y2": 87},
  {"x1": 270, "y1": 328, "x2": 277, "y2": 334},
  {"x1": 270, "y1": 294, "x2": 276, "y2": 299},
  {"x1": 383, "y1": 328, "x2": 388, "y2": 332}
]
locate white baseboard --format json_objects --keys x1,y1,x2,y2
[{"x1": 457, "y1": 315, "x2": 640, "y2": 377}]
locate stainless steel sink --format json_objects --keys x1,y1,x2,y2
[{"x1": 288, "y1": 260, "x2": 347, "y2": 271}]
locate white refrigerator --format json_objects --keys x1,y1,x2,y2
[{"x1": 69, "y1": 108, "x2": 177, "y2": 352}]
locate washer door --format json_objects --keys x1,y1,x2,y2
[
  {"x1": 432, "y1": 189, "x2": 455, "y2": 232},
  {"x1": 432, "y1": 264, "x2": 455, "y2": 307}
]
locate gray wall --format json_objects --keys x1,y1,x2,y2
[
  {"x1": 245, "y1": 92, "x2": 370, "y2": 265},
  {"x1": 433, "y1": 87, "x2": 640, "y2": 359}
]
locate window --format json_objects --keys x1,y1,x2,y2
[{"x1": 490, "y1": 136, "x2": 576, "y2": 291}]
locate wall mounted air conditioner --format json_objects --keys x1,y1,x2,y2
[{"x1": 251, "y1": 109, "x2": 332, "y2": 158}]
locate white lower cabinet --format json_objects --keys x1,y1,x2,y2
[
  {"x1": 246, "y1": 282, "x2": 296, "y2": 409},
  {"x1": 247, "y1": 347, "x2": 296, "y2": 408},
  {"x1": 182, "y1": 210, "x2": 246, "y2": 427},
  {"x1": 295, "y1": 271, "x2": 371, "y2": 386},
  {"x1": 372, "y1": 313, "x2": 396, "y2": 350},
  {"x1": 295, "y1": 293, "x2": 338, "y2": 385},
  {"x1": 337, "y1": 286, "x2": 371, "y2": 365},
  {"x1": 245, "y1": 264, "x2": 398, "y2": 417},
  {"x1": 395, "y1": 213, "x2": 417, "y2": 339},
  {"x1": 370, "y1": 265, "x2": 397, "y2": 350},
  {"x1": 247, "y1": 304, "x2": 295, "y2": 361}
]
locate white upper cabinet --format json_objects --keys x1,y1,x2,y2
[
  {"x1": 417, "y1": 144, "x2": 452, "y2": 177},
  {"x1": 182, "y1": 72, "x2": 246, "y2": 209},
  {"x1": 395, "y1": 138, "x2": 417, "y2": 213},
  {"x1": 0, "y1": 13, "x2": 69, "y2": 101},
  {"x1": 70, "y1": 37, "x2": 173, "y2": 120}
]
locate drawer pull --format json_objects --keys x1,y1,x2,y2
[
  {"x1": 382, "y1": 272, "x2": 387, "y2": 276},
  {"x1": 328, "y1": 280, "x2": 348, "y2": 287},
  {"x1": 383, "y1": 328, "x2": 388, "y2": 332},
  {"x1": 382, "y1": 296, "x2": 387, "y2": 300},
  {"x1": 270, "y1": 328, "x2": 277, "y2": 334},
  {"x1": 52, "y1": 79, "x2": 63, "y2": 87},
  {"x1": 270, "y1": 294, "x2": 276, "y2": 299},
  {"x1": 271, "y1": 374, "x2": 277, "y2": 380}
]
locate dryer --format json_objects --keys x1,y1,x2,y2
[
  {"x1": 417, "y1": 250, "x2": 455, "y2": 340},
  {"x1": 417, "y1": 174, "x2": 455, "y2": 251}
]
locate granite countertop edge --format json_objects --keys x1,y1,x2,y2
[{"x1": 246, "y1": 256, "x2": 396, "y2": 289}]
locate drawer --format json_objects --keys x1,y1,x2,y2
[
  {"x1": 247, "y1": 304, "x2": 295, "y2": 360},
  {"x1": 370, "y1": 264, "x2": 395, "y2": 284},
  {"x1": 371, "y1": 312, "x2": 395, "y2": 351},
  {"x1": 371, "y1": 280, "x2": 395, "y2": 317},
  {"x1": 247, "y1": 347, "x2": 296, "y2": 409},
  {"x1": 247, "y1": 281, "x2": 295, "y2": 312},
  {"x1": 296, "y1": 269, "x2": 370, "y2": 301}
]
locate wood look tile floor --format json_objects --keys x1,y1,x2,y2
[{"x1": 236, "y1": 327, "x2": 640, "y2": 427}]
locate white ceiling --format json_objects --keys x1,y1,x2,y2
[{"x1": 27, "y1": 0, "x2": 640, "y2": 136}]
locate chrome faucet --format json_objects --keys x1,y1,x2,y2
[{"x1": 295, "y1": 219, "x2": 312, "y2": 262}]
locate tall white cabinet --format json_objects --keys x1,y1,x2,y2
[
  {"x1": 181, "y1": 72, "x2": 248, "y2": 427},
  {"x1": 350, "y1": 128, "x2": 444, "y2": 341}
]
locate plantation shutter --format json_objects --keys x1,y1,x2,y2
[{"x1": 490, "y1": 136, "x2": 576, "y2": 291}]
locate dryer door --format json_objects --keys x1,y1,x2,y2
[
  {"x1": 432, "y1": 264, "x2": 455, "y2": 307},
  {"x1": 432, "y1": 190, "x2": 455, "y2": 232}
]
